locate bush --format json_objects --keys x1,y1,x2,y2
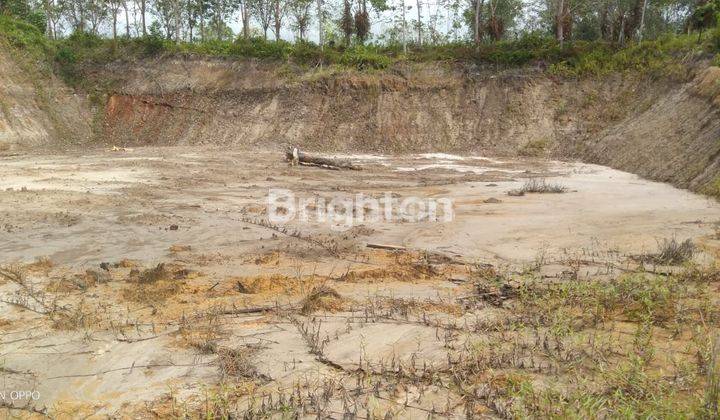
[
  {"x1": 231, "y1": 36, "x2": 290, "y2": 59},
  {"x1": 711, "y1": 26, "x2": 720, "y2": 52},
  {"x1": 289, "y1": 40, "x2": 326, "y2": 65},
  {"x1": 54, "y1": 45, "x2": 77, "y2": 65},
  {"x1": 0, "y1": 14, "x2": 53, "y2": 60},
  {"x1": 137, "y1": 34, "x2": 168, "y2": 56},
  {"x1": 65, "y1": 30, "x2": 103, "y2": 49},
  {"x1": 339, "y1": 45, "x2": 391, "y2": 70}
]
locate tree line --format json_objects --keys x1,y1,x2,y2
[{"x1": 1, "y1": 0, "x2": 719, "y2": 49}]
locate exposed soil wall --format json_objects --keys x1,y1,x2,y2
[
  {"x1": 4, "y1": 52, "x2": 720, "y2": 195},
  {"x1": 0, "y1": 50, "x2": 92, "y2": 151}
]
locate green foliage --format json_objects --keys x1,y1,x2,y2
[
  {"x1": 137, "y1": 34, "x2": 169, "y2": 56},
  {"x1": 289, "y1": 40, "x2": 329, "y2": 65},
  {"x1": 0, "y1": 0, "x2": 45, "y2": 31},
  {"x1": 711, "y1": 25, "x2": 720, "y2": 53},
  {"x1": 3, "y1": 8, "x2": 716, "y2": 81},
  {"x1": 338, "y1": 45, "x2": 390, "y2": 69},
  {"x1": 549, "y1": 34, "x2": 703, "y2": 77},
  {"x1": 231, "y1": 36, "x2": 292, "y2": 59},
  {"x1": 690, "y1": 0, "x2": 720, "y2": 32},
  {"x1": 0, "y1": 14, "x2": 53, "y2": 60}
]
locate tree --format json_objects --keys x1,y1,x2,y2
[
  {"x1": 40, "y1": 0, "x2": 62, "y2": 38},
  {"x1": 206, "y1": 0, "x2": 238, "y2": 40},
  {"x1": 354, "y1": 3, "x2": 369, "y2": 41},
  {"x1": 60, "y1": 0, "x2": 88, "y2": 32},
  {"x1": 340, "y1": 0, "x2": 353, "y2": 44},
  {"x1": 185, "y1": 0, "x2": 205, "y2": 41},
  {"x1": 250, "y1": 0, "x2": 273, "y2": 38},
  {"x1": 316, "y1": 0, "x2": 322, "y2": 47},
  {"x1": 485, "y1": 0, "x2": 520, "y2": 39},
  {"x1": 287, "y1": 0, "x2": 311, "y2": 40},
  {"x1": 473, "y1": 0, "x2": 483, "y2": 43},
  {"x1": 237, "y1": 0, "x2": 250, "y2": 37},
  {"x1": 138, "y1": 0, "x2": 146, "y2": 35},
  {"x1": 689, "y1": 0, "x2": 719, "y2": 36},
  {"x1": 538, "y1": 0, "x2": 590, "y2": 44},
  {"x1": 108, "y1": 0, "x2": 124, "y2": 39},
  {"x1": 271, "y1": 0, "x2": 285, "y2": 39},
  {"x1": 151, "y1": 0, "x2": 179, "y2": 38},
  {"x1": 354, "y1": 0, "x2": 387, "y2": 43}
]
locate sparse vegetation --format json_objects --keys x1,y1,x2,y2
[
  {"x1": 300, "y1": 285, "x2": 344, "y2": 314},
  {"x1": 635, "y1": 237, "x2": 696, "y2": 265},
  {"x1": 509, "y1": 178, "x2": 568, "y2": 195},
  {"x1": 2, "y1": 231, "x2": 719, "y2": 417}
]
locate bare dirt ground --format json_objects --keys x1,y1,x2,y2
[{"x1": 1, "y1": 147, "x2": 719, "y2": 417}]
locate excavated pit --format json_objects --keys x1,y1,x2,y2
[{"x1": 2, "y1": 55, "x2": 720, "y2": 417}]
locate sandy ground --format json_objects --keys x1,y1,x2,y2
[
  {"x1": 1, "y1": 146, "x2": 719, "y2": 417},
  {"x1": 1, "y1": 147, "x2": 717, "y2": 267}
]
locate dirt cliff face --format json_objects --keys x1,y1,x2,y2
[
  {"x1": 6, "y1": 53, "x2": 720, "y2": 195},
  {"x1": 92, "y1": 57, "x2": 720, "y2": 194},
  {"x1": 0, "y1": 50, "x2": 92, "y2": 151},
  {"x1": 94, "y1": 59, "x2": 563, "y2": 153}
]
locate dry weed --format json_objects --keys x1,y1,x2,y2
[{"x1": 300, "y1": 285, "x2": 345, "y2": 314}]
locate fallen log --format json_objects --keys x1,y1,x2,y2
[
  {"x1": 285, "y1": 149, "x2": 360, "y2": 170},
  {"x1": 366, "y1": 243, "x2": 407, "y2": 251}
]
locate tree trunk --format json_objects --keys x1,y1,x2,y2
[
  {"x1": 285, "y1": 150, "x2": 360, "y2": 170},
  {"x1": 141, "y1": 0, "x2": 146, "y2": 35},
  {"x1": 317, "y1": 0, "x2": 324, "y2": 49},
  {"x1": 637, "y1": 0, "x2": 648, "y2": 41},
  {"x1": 124, "y1": 1, "x2": 130, "y2": 37},
  {"x1": 474, "y1": 0, "x2": 483, "y2": 44},
  {"x1": 401, "y1": 0, "x2": 407, "y2": 53},
  {"x1": 274, "y1": 0, "x2": 282, "y2": 40},
  {"x1": 415, "y1": 0, "x2": 422, "y2": 46},
  {"x1": 556, "y1": 0, "x2": 564, "y2": 45},
  {"x1": 175, "y1": 5, "x2": 181, "y2": 41},
  {"x1": 241, "y1": 2, "x2": 250, "y2": 38}
]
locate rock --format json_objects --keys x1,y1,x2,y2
[
  {"x1": 85, "y1": 269, "x2": 111, "y2": 285},
  {"x1": 169, "y1": 244, "x2": 191, "y2": 253}
]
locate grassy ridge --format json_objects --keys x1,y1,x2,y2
[
  {"x1": 55, "y1": 30, "x2": 719, "y2": 75},
  {"x1": 2, "y1": 14, "x2": 720, "y2": 80}
]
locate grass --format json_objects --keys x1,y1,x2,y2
[
  {"x1": 456, "y1": 261, "x2": 720, "y2": 418},
  {"x1": 509, "y1": 178, "x2": 567, "y2": 196},
  {"x1": 655, "y1": 237, "x2": 696, "y2": 265}
]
